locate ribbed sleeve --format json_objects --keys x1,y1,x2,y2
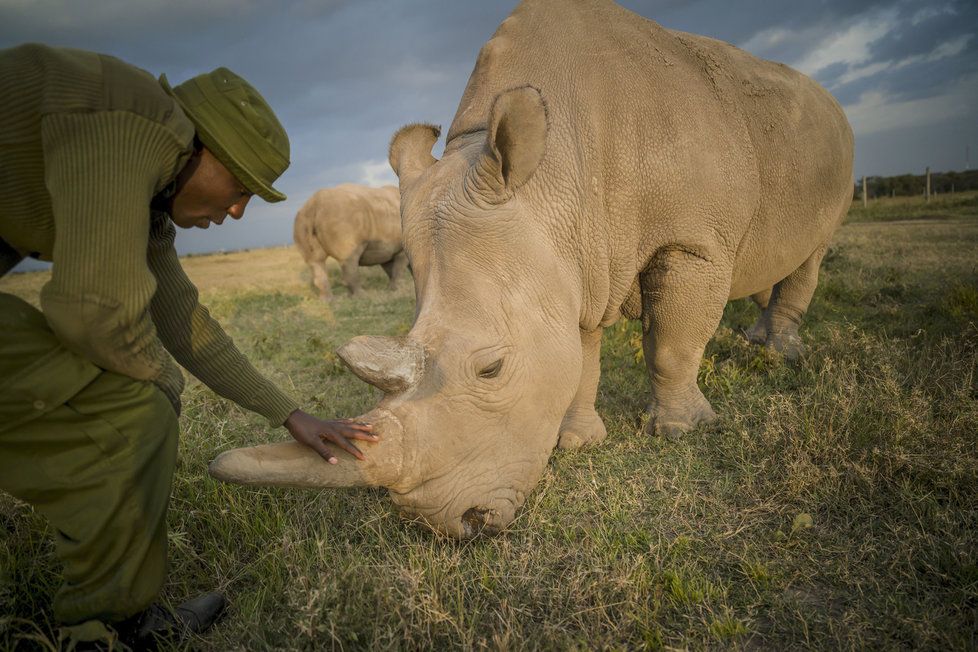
[
  {"x1": 39, "y1": 110, "x2": 182, "y2": 383},
  {"x1": 147, "y1": 215, "x2": 299, "y2": 426}
]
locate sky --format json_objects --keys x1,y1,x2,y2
[{"x1": 2, "y1": 0, "x2": 976, "y2": 261}]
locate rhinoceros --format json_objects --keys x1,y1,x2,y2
[
  {"x1": 293, "y1": 183, "x2": 408, "y2": 298},
  {"x1": 211, "y1": 0, "x2": 854, "y2": 538}
]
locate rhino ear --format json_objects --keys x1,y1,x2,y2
[
  {"x1": 389, "y1": 123, "x2": 441, "y2": 188},
  {"x1": 473, "y1": 85, "x2": 548, "y2": 201}
]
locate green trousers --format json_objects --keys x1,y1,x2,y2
[{"x1": 0, "y1": 292, "x2": 178, "y2": 626}]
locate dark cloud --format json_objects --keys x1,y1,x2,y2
[
  {"x1": 868, "y1": 0, "x2": 977, "y2": 61},
  {"x1": 813, "y1": 62, "x2": 850, "y2": 87},
  {"x1": 832, "y1": 37, "x2": 978, "y2": 106},
  {"x1": 793, "y1": 0, "x2": 978, "y2": 113},
  {"x1": 856, "y1": 110, "x2": 978, "y2": 177},
  {"x1": 620, "y1": 0, "x2": 891, "y2": 46},
  {"x1": 2, "y1": 0, "x2": 975, "y2": 256}
]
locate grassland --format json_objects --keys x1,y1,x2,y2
[
  {"x1": 1, "y1": 196, "x2": 976, "y2": 650},
  {"x1": 846, "y1": 188, "x2": 978, "y2": 223}
]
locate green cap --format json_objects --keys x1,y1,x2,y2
[{"x1": 160, "y1": 67, "x2": 290, "y2": 203}]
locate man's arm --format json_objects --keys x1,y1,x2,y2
[
  {"x1": 146, "y1": 213, "x2": 298, "y2": 425},
  {"x1": 147, "y1": 215, "x2": 380, "y2": 457}
]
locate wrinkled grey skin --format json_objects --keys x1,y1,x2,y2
[
  {"x1": 293, "y1": 184, "x2": 408, "y2": 298},
  {"x1": 211, "y1": 0, "x2": 854, "y2": 539}
]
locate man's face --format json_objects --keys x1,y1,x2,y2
[{"x1": 169, "y1": 147, "x2": 253, "y2": 229}]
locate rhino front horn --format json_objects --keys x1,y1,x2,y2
[
  {"x1": 336, "y1": 335, "x2": 425, "y2": 394},
  {"x1": 209, "y1": 409, "x2": 405, "y2": 489}
]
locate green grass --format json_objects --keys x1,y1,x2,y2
[
  {"x1": 845, "y1": 189, "x2": 978, "y2": 223},
  {"x1": 2, "y1": 197, "x2": 977, "y2": 650}
]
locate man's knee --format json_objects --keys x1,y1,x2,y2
[
  {"x1": 68, "y1": 370, "x2": 179, "y2": 473},
  {"x1": 2, "y1": 373, "x2": 177, "y2": 498}
]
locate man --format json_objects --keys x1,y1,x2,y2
[{"x1": 0, "y1": 43, "x2": 376, "y2": 648}]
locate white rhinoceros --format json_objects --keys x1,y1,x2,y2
[
  {"x1": 293, "y1": 184, "x2": 407, "y2": 298},
  {"x1": 211, "y1": 0, "x2": 854, "y2": 538}
]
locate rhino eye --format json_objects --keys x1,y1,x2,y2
[{"x1": 478, "y1": 359, "x2": 503, "y2": 379}]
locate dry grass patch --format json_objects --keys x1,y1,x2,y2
[{"x1": 2, "y1": 202, "x2": 976, "y2": 650}]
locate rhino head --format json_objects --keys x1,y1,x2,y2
[{"x1": 211, "y1": 88, "x2": 586, "y2": 538}]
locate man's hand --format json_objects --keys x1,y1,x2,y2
[{"x1": 284, "y1": 409, "x2": 378, "y2": 464}]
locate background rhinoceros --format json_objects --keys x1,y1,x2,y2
[
  {"x1": 293, "y1": 183, "x2": 408, "y2": 298},
  {"x1": 212, "y1": 0, "x2": 854, "y2": 538}
]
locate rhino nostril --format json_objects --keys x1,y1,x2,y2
[{"x1": 461, "y1": 506, "x2": 499, "y2": 538}]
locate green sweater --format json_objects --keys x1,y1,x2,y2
[{"x1": 0, "y1": 43, "x2": 298, "y2": 426}]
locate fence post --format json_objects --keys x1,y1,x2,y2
[
  {"x1": 862, "y1": 176, "x2": 868, "y2": 208},
  {"x1": 925, "y1": 166, "x2": 931, "y2": 203}
]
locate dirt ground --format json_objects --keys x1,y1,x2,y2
[
  {"x1": 180, "y1": 245, "x2": 309, "y2": 292},
  {"x1": 0, "y1": 245, "x2": 313, "y2": 301}
]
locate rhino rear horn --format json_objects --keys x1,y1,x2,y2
[{"x1": 337, "y1": 335, "x2": 425, "y2": 394}]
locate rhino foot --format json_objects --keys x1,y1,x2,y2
[
  {"x1": 643, "y1": 390, "x2": 717, "y2": 441},
  {"x1": 557, "y1": 407, "x2": 607, "y2": 449},
  {"x1": 745, "y1": 319, "x2": 767, "y2": 345},
  {"x1": 745, "y1": 319, "x2": 805, "y2": 361},
  {"x1": 765, "y1": 331, "x2": 805, "y2": 361}
]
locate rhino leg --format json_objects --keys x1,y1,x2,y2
[
  {"x1": 310, "y1": 260, "x2": 332, "y2": 301},
  {"x1": 381, "y1": 251, "x2": 410, "y2": 290},
  {"x1": 640, "y1": 249, "x2": 726, "y2": 439},
  {"x1": 745, "y1": 288, "x2": 772, "y2": 344},
  {"x1": 339, "y1": 243, "x2": 368, "y2": 296},
  {"x1": 748, "y1": 244, "x2": 828, "y2": 361},
  {"x1": 299, "y1": 233, "x2": 333, "y2": 300},
  {"x1": 558, "y1": 327, "x2": 607, "y2": 449}
]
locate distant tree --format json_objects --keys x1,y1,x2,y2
[{"x1": 854, "y1": 169, "x2": 978, "y2": 198}]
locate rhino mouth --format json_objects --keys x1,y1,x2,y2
[{"x1": 389, "y1": 479, "x2": 523, "y2": 539}]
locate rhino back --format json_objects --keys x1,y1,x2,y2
[
  {"x1": 673, "y1": 31, "x2": 854, "y2": 298},
  {"x1": 445, "y1": 0, "x2": 853, "y2": 320}
]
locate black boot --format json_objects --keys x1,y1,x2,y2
[{"x1": 119, "y1": 592, "x2": 227, "y2": 650}]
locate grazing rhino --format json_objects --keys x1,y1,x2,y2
[
  {"x1": 211, "y1": 0, "x2": 854, "y2": 538},
  {"x1": 293, "y1": 183, "x2": 408, "y2": 298}
]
